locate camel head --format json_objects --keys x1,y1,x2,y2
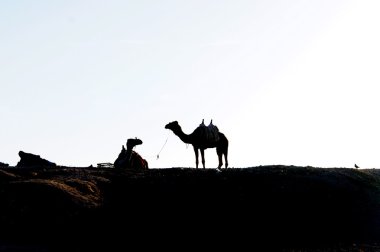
[
  {"x1": 165, "y1": 121, "x2": 181, "y2": 132},
  {"x1": 126, "y1": 138, "x2": 143, "y2": 149}
]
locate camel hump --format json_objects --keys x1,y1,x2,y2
[{"x1": 197, "y1": 119, "x2": 220, "y2": 143}]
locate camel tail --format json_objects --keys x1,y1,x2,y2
[{"x1": 219, "y1": 133, "x2": 228, "y2": 150}]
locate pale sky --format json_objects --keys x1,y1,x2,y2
[{"x1": 1, "y1": 1, "x2": 380, "y2": 169}]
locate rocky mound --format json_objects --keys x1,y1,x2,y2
[{"x1": 0, "y1": 166, "x2": 379, "y2": 251}]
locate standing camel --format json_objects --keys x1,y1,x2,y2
[
  {"x1": 165, "y1": 120, "x2": 228, "y2": 169},
  {"x1": 114, "y1": 138, "x2": 148, "y2": 170}
]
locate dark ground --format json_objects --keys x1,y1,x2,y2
[{"x1": 0, "y1": 165, "x2": 380, "y2": 251}]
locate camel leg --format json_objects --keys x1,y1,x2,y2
[
  {"x1": 217, "y1": 154, "x2": 223, "y2": 169},
  {"x1": 216, "y1": 148, "x2": 223, "y2": 169},
  {"x1": 224, "y1": 148, "x2": 228, "y2": 168},
  {"x1": 200, "y1": 149, "x2": 205, "y2": 169},
  {"x1": 193, "y1": 146, "x2": 199, "y2": 169}
]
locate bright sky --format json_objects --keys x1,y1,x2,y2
[{"x1": 1, "y1": 1, "x2": 380, "y2": 169}]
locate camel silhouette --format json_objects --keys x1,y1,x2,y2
[
  {"x1": 16, "y1": 151, "x2": 57, "y2": 168},
  {"x1": 165, "y1": 120, "x2": 228, "y2": 169},
  {"x1": 114, "y1": 138, "x2": 148, "y2": 170}
]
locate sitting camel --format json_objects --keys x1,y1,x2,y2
[
  {"x1": 114, "y1": 138, "x2": 148, "y2": 170},
  {"x1": 165, "y1": 120, "x2": 229, "y2": 169},
  {"x1": 16, "y1": 151, "x2": 57, "y2": 168}
]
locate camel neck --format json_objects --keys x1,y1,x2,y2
[{"x1": 173, "y1": 129, "x2": 192, "y2": 144}]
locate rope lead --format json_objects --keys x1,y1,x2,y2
[{"x1": 157, "y1": 132, "x2": 170, "y2": 159}]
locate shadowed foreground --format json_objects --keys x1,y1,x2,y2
[{"x1": 0, "y1": 166, "x2": 380, "y2": 251}]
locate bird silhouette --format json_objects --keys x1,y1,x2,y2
[{"x1": 355, "y1": 164, "x2": 359, "y2": 169}]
